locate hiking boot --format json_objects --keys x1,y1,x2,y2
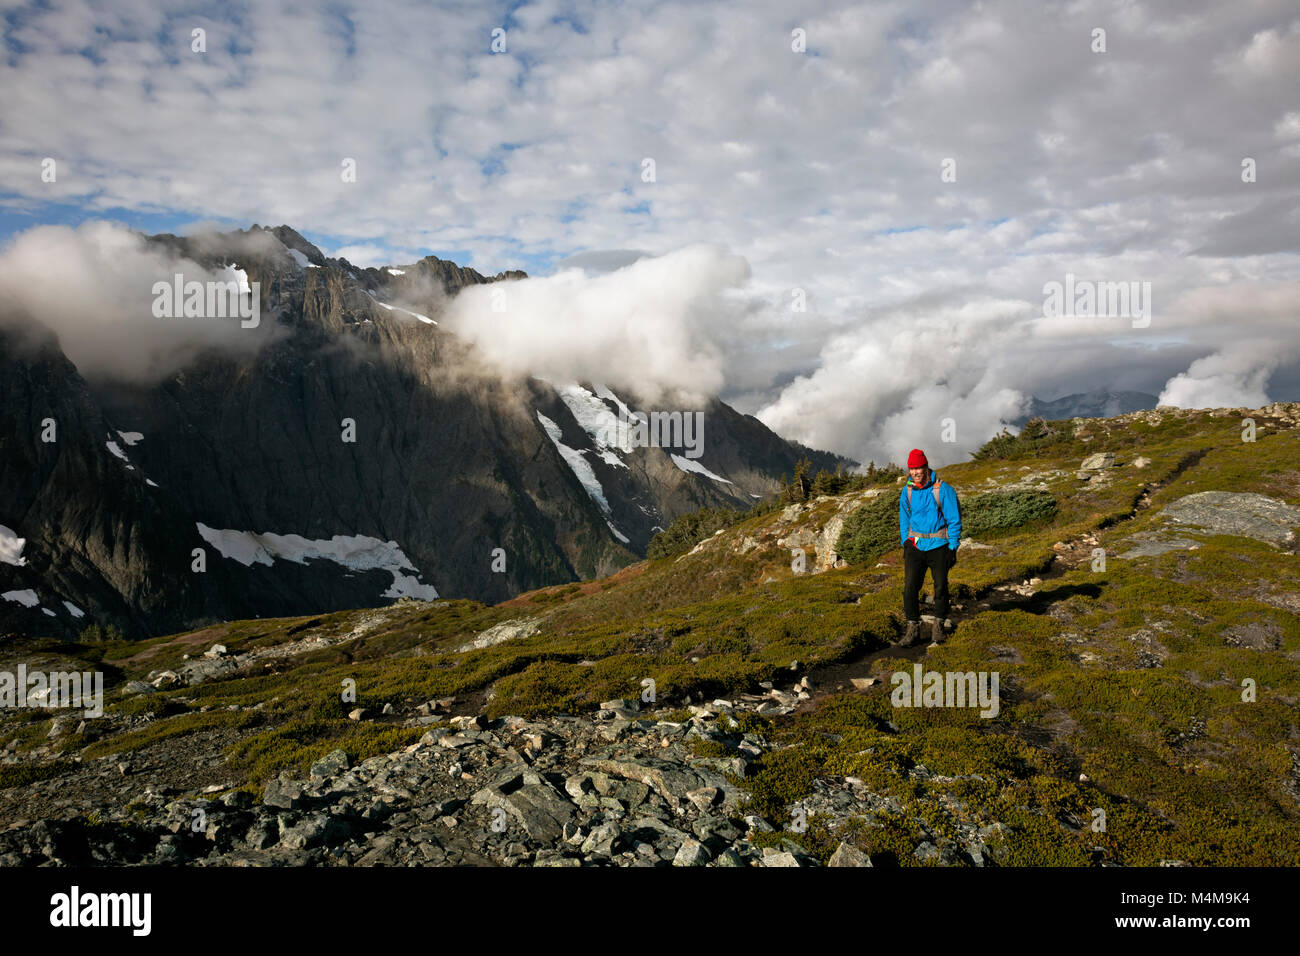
[
  {"x1": 898, "y1": 620, "x2": 922, "y2": 646},
  {"x1": 929, "y1": 618, "x2": 947, "y2": 645}
]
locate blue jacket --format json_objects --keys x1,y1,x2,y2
[{"x1": 899, "y1": 472, "x2": 961, "y2": 552}]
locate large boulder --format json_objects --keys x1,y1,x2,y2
[
  {"x1": 1079, "y1": 452, "x2": 1117, "y2": 470},
  {"x1": 470, "y1": 770, "x2": 577, "y2": 844},
  {"x1": 1161, "y1": 492, "x2": 1300, "y2": 545}
]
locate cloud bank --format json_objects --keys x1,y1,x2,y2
[
  {"x1": 441, "y1": 244, "x2": 749, "y2": 404},
  {"x1": 0, "y1": 222, "x2": 279, "y2": 383}
]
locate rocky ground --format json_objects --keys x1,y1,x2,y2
[{"x1": 0, "y1": 689, "x2": 982, "y2": 867}]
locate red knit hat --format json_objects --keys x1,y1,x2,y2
[{"x1": 907, "y1": 448, "x2": 928, "y2": 468}]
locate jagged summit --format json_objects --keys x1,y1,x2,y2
[{"x1": 264, "y1": 224, "x2": 328, "y2": 267}]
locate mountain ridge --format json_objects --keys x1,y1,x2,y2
[
  {"x1": 1012, "y1": 389, "x2": 1159, "y2": 426},
  {"x1": 0, "y1": 224, "x2": 848, "y2": 639}
]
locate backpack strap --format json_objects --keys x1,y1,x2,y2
[
  {"x1": 904, "y1": 477, "x2": 945, "y2": 515},
  {"x1": 905, "y1": 475, "x2": 949, "y2": 538}
]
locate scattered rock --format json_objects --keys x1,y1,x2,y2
[
  {"x1": 761, "y1": 847, "x2": 803, "y2": 867},
  {"x1": 1221, "y1": 622, "x2": 1282, "y2": 651},
  {"x1": 1080, "y1": 452, "x2": 1117, "y2": 470},
  {"x1": 828, "y1": 842, "x2": 873, "y2": 867},
  {"x1": 263, "y1": 776, "x2": 307, "y2": 810},
  {"x1": 309, "y1": 749, "x2": 351, "y2": 780},
  {"x1": 673, "y1": 838, "x2": 711, "y2": 866},
  {"x1": 457, "y1": 618, "x2": 540, "y2": 652}
]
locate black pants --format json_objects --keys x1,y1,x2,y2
[{"x1": 903, "y1": 541, "x2": 950, "y2": 621}]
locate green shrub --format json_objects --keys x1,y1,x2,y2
[
  {"x1": 648, "y1": 508, "x2": 744, "y2": 559},
  {"x1": 829, "y1": 485, "x2": 1058, "y2": 562},
  {"x1": 836, "y1": 493, "x2": 899, "y2": 565},
  {"x1": 0, "y1": 762, "x2": 72, "y2": 790},
  {"x1": 964, "y1": 490, "x2": 1057, "y2": 538}
]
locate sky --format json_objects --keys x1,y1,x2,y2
[{"x1": 2, "y1": 0, "x2": 1298, "y2": 467}]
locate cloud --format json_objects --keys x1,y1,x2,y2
[
  {"x1": 1155, "y1": 280, "x2": 1300, "y2": 408},
  {"x1": 1158, "y1": 346, "x2": 1280, "y2": 408},
  {"x1": 440, "y1": 244, "x2": 749, "y2": 404},
  {"x1": 0, "y1": 222, "x2": 280, "y2": 383},
  {"x1": 550, "y1": 250, "x2": 650, "y2": 275},
  {"x1": 755, "y1": 298, "x2": 1033, "y2": 468}
]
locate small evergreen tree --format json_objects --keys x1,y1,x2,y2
[
  {"x1": 78, "y1": 622, "x2": 124, "y2": 644},
  {"x1": 782, "y1": 456, "x2": 812, "y2": 502},
  {"x1": 811, "y1": 466, "x2": 846, "y2": 498}
]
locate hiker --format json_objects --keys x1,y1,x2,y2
[{"x1": 897, "y1": 448, "x2": 961, "y2": 646}]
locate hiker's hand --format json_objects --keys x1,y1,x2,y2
[{"x1": 948, "y1": 547, "x2": 957, "y2": 567}]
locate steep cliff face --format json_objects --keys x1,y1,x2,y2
[
  {"x1": 0, "y1": 225, "x2": 847, "y2": 639},
  {"x1": 0, "y1": 322, "x2": 225, "y2": 635}
]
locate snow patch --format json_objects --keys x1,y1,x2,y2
[
  {"x1": 2, "y1": 589, "x2": 39, "y2": 608},
  {"x1": 365, "y1": 290, "x2": 436, "y2": 325},
  {"x1": 386, "y1": 268, "x2": 406, "y2": 276},
  {"x1": 194, "y1": 524, "x2": 439, "y2": 600},
  {"x1": 670, "y1": 453, "x2": 733, "y2": 484},
  {"x1": 62, "y1": 600, "x2": 85, "y2": 618},
  {"x1": 41, "y1": 607, "x2": 55, "y2": 617},
  {"x1": 606, "y1": 520, "x2": 630, "y2": 544},
  {"x1": 557, "y1": 384, "x2": 631, "y2": 461},
  {"x1": 593, "y1": 383, "x2": 636, "y2": 422},
  {"x1": 105, "y1": 438, "x2": 136, "y2": 471},
  {"x1": 146, "y1": 479, "x2": 159, "y2": 488},
  {"x1": 0, "y1": 525, "x2": 27, "y2": 567},
  {"x1": 537, "y1": 412, "x2": 613, "y2": 515},
  {"x1": 116, "y1": 431, "x2": 143, "y2": 446},
  {"x1": 286, "y1": 248, "x2": 313, "y2": 269},
  {"x1": 216, "y1": 263, "x2": 251, "y2": 295}
]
